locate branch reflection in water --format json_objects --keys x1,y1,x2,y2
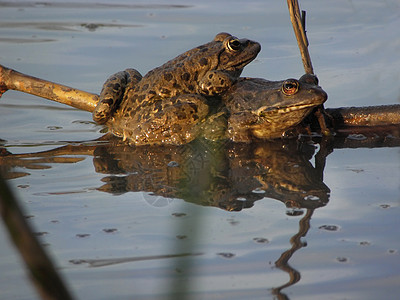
[{"x1": 1, "y1": 130, "x2": 399, "y2": 299}]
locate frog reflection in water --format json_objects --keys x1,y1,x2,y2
[{"x1": 93, "y1": 32, "x2": 261, "y2": 145}]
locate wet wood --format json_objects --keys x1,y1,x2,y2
[
  {"x1": 1, "y1": 63, "x2": 400, "y2": 129},
  {"x1": 326, "y1": 105, "x2": 400, "y2": 127}
]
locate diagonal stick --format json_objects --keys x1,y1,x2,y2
[{"x1": 0, "y1": 64, "x2": 98, "y2": 112}]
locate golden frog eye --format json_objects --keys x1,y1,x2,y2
[
  {"x1": 282, "y1": 79, "x2": 299, "y2": 95},
  {"x1": 227, "y1": 39, "x2": 241, "y2": 51}
]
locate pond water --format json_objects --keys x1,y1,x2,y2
[{"x1": 1, "y1": 1, "x2": 399, "y2": 299}]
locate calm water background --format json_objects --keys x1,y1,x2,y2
[{"x1": 1, "y1": 1, "x2": 399, "y2": 299}]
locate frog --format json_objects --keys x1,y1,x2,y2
[
  {"x1": 221, "y1": 74, "x2": 328, "y2": 142},
  {"x1": 92, "y1": 32, "x2": 261, "y2": 145}
]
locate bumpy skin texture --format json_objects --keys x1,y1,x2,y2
[
  {"x1": 93, "y1": 32, "x2": 261, "y2": 145},
  {"x1": 223, "y1": 74, "x2": 328, "y2": 141}
]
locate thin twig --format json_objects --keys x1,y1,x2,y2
[{"x1": 287, "y1": 0, "x2": 313, "y2": 74}]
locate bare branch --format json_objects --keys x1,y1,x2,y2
[
  {"x1": 287, "y1": 0, "x2": 314, "y2": 74},
  {"x1": 0, "y1": 64, "x2": 98, "y2": 112}
]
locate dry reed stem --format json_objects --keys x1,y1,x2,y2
[{"x1": 287, "y1": 0, "x2": 314, "y2": 74}]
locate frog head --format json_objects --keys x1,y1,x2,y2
[
  {"x1": 214, "y1": 32, "x2": 261, "y2": 74},
  {"x1": 196, "y1": 33, "x2": 261, "y2": 95},
  {"x1": 224, "y1": 74, "x2": 328, "y2": 141}
]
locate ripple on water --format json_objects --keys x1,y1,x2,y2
[{"x1": 318, "y1": 225, "x2": 340, "y2": 232}]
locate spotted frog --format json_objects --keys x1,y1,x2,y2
[
  {"x1": 221, "y1": 74, "x2": 328, "y2": 141},
  {"x1": 93, "y1": 32, "x2": 261, "y2": 145}
]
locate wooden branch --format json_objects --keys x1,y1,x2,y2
[
  {"x1": 326, "y1": 105, "x2": 400, "y2": 127},
  {"x1": 287, "y1": 0, "x2": 313, "y2": 74},
  {"x1": 2, "y1": 63, "x2": 400, "y2": 129},
  {"x1": 0, "y1": 64, "x2": 98, "y2": 112}
]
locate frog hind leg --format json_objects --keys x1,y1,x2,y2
[
  {"x1": 93, "y1": 68, "x2": 142, "y2": 124},
  {"x1": 116, "y1": 94, "x2": 209, "y2": 145}
]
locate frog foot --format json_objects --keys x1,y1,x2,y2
[
  {"x1": 93, "y1": 68, "x2": 142, "y2": 124},
  {"x1": 199, "y1": 70, "x2": 236, "y2": 96}
]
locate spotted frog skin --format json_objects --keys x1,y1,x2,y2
[
  {"x1": 93, "y1": 32, "x2": 261, "y2": 145},
  {"x1": 222, "y1": 74, "x2": 328, "y2": 141}
]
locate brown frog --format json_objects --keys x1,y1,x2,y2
[
  {"x1": 93, "y1": 32, "x2": 261, "y2": 145},
  {"x1": 221, "y1": 74, "x2": 328, "y2": 142}
]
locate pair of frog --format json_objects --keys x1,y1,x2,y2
[{"x1": 93, "y1": 32, "x2": 327, "y2": 145}]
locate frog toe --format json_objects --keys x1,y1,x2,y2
[
  {"x1": 199, "y1": 70, "x2": 234, "y2": 96},
  {"x1": 93, "y1": 69, "x2": 143, "y2": 124},
  {"x1": 93, "y1": 98, "x2": 114, "y2": 123}
]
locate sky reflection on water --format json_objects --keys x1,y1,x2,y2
[{"x1": 0, "y1": 1, "x2": 399, "y2": 299}]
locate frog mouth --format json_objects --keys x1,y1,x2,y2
[
  {"x1": 229, "y1": 55, "x2": 259, "y2": 70},
  {"x1": 230, "y1": 56, "x2": 257, "y2": 69},
  {"x1": 256, "y1": 102, "x2": 317, "y2": 116},
  {"x1": 225, "y1": 42, "x2": 261, "y2": 70}
]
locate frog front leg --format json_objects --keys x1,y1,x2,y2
[
  {"x1": 115, "y1": 94, "x2": 209, "y2": 145},
  {"x1": 227, "y1": 112, "x2": 259, "y2": 143},
  {"x1": 199, "y1": 70, "x2": 237, "y2": 96},
  {"x1": 93, "y1": 68, "x2": 142, "y2": 124}
]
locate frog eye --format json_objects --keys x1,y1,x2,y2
[
  {"x1": 282, "y1": 79, "x2": 299, "y2": 95},
  {"x1": 227, "y1": 39, "x2": 242, "y2": 51}
]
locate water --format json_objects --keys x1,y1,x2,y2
[{"x1": 1, "y1": 1, "x2": 399, "y2": 299}]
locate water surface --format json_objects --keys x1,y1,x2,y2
[{"x1": 0, "y1": 1, "x2": 399, "y2": 299}]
